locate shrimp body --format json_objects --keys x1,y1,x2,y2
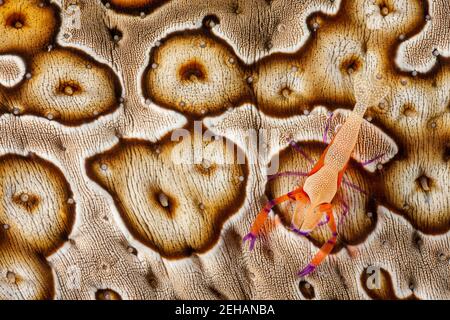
[
  {"x1": 243, "y1": 72, "x2": 387, "y2": 277},
  {"x1": 298, "y1": 111, "x2": 364, "y2": 231}
]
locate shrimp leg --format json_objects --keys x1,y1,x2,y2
[
  {"x1": 243, "y1": 188, "x2": 309, "y2": 250},
  {"x1": 298, "y1": 203, "x2": 337, "y2": 277}
]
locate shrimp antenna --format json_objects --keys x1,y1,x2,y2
[{"x1": 351, "y1": 64, "x2": 388, "y2": 116}]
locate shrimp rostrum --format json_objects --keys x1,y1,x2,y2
[{"x1": 243, "y1": 72, "x2": 387, "y2": 277}]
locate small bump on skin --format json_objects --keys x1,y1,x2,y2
[
  {"x1": 64, "y1": 85, "x2": 74, "y2": 96},
  {"x1": 400, "y1": 79, "x2": 407, "y2": 86},
  {"x1": 228, "y1": 57, "x2": 235, "y2": 64},
  {"x1": 199, "y1": 203, "x2": 205, "y2": 210},
  {"x1": 154, "y1": 41, "x2": 161, "y2": 47},
  {"x1": 425, "y1": 14, "x2": 431, "y2": 21},
  {"x1": 411, "y1": 70, "x2": 418, "y2": 77},
  {"x1": 432, "y1": 49, "x2": 439, "y2": 57},
  {"x1": 277, "y1": 23, "x2": 286, "y2": 32},
  {"x1": 105, "y1": 2, "x2": 111, "y2": 9},
  {"x1": 25, "y1": 73, "x2": 32, "y2": 80},
  {"x1": 140, "y1": 12, "x2": 145, "y2": 18},
  {"x1": 6, "y1": 271, "x2": 16, "y2": 284},
  {"x1": 303, "y1": 109, "x2": 310, "y2": 115},
  {"x1": 158, "y1": 193, "x2": 169, "y2": 207},
  {"x1": 398, "y1": 34, "x2": 405, "y2": 40},
  {"x1": 380, "y1": 7, "x2": 389, "y2": 16},
  {"x1": 151, "y1": 63, "x2": 158, "y2": 69},
  {"x1": 418, "y1": 175, "x2": 431, "y2": 191},
  {"x1": 67, "y1": 198, "x2": 75, "y2": 204},
  {"x1": 3, "y1": 224, "x2": 10, "y2": 230},
  {"x1": 246, "y1": 76, "x2": 253, "y2": 84},
  {"x1": 238, "y1": 175, "x2": 244, "y2": 182},
  {"x1": 47, "y1": 113, "x2": 54, "y2": 120},
  {"x1": 20, "y1": 193, "x2": 29, "y2": 202},
  {"x1": 127, "y1": 246, "x2": 137, "y2": 255},
  {"x1": 438, "y1": 253, "x2": 446, "y2": 261},
  {"x1": 367, "y1": 212, "x2": 373, "y2": 218},
  {"x1": 291, "y1": 66, "x2": 298, "y2": 72},
  {"x1": 376, "y1": 163, "x2": 383, "y2": 170},
  {"x1": 12, "y1": 108, "x2": 20, "y2": 115},
  {"x1": 281, "y1": 87, "x2": 292, "y2": 98},
  {"x1": 100, "y1": 163, "x2": 108, "y2": 171}
]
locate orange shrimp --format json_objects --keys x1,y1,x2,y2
[{"x1": 243, "y1": 71, "x2": 387, "y2": 277}]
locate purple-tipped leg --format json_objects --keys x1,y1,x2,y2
[
  {"x1": 290, "y1": 224, "x2": 311, "y2": 238},
  {"x1": 243, "y1": 232, "x2": 257, "y2": 251},
  {"x1": 297, "y1": 264, "x2": 316, "y2": 277},
  {"x1": 323, "y1": 111, "x2": 334, "y2": 143},
  {"x1": 317, "y1": 214, "x2": 330, "y2": 227},
  {"x1": 361, "y1": 153, "x2": 385, "y2": 167}
]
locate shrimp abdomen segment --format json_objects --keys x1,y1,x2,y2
[{"x1": 323, "y1": 112, "x2": 363, "y2": 170}]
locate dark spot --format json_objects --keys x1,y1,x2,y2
[
  {"x1": 443, "y1": 143, "x2": 450, "y2": 162},
  {"x1": 148, "y1": 275, "x2": 159, "y2": 288},
  {"x1": 231, "y1": 2, "x2": 242, "y2": 14},
  {"x1": 12, "y1": 193, "x2": 40, "y2": 213},
  {"x1": 195, "y1": 160, "x2": 217, "y2": 175},
  {"x1": 299, "y1": 280, "x2": 315, "y2": 299},
  {"x1": 150, "y1": 190, "x2": 177, "y2": 219},
  {"x1": 178, "y1": 60, "x2": 207, "y2": 82},
  {"x1": 202, "y1": 15, "x2": 220, "y2": 29},
  {"x1": 377, "y1": 1, "x2": 392, "y2": 16},
  {"x1": 402, "y1": 103, "x2": 417, "y2": 117},
  {"x1": 280, "y1": 86, "x2": 293, "y2": 98},
  {"x1": 57, "y1": 80, "x2": 81, "y2": 96},
  {"x1": 208, "y1": 286, "x2": 228, "y2": 299},
  {"x1": 416, "y1": 174, "x2": 432, "y2": 192},
  {"x1": 6, "y1": 13, "x2": 26, "y2": 29},
  {"x1": 340, "y1": 55, "x2": 362, "y2": 75},
  {"x1": 127, "y1": 245, "x2": 137, "y2": 255},
  {"x1": 265, "y1": 40, "x2": 273, "y2": 50},
  {"x1": 107, "y1": 27, "x2": 123, "y2": 43},
  {"x1": 412, "y1": 231, "x2": 423, "y2": 249},
  {"x1": 95, "y1": 289, "x2": 122, "y2": 300}
]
